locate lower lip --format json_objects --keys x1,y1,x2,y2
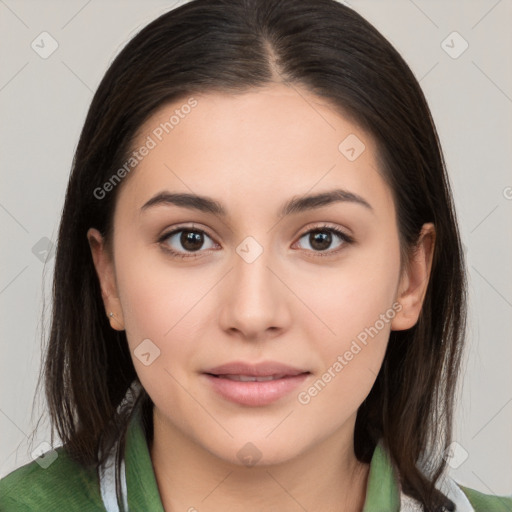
[{"x1": 202, "y1": 373, "x2": 310, "y2": 406}]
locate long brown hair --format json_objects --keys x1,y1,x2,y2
[{"x1": 42, "y1": 1, "x2": 467, "y2": 510}]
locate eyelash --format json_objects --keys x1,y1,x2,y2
[{"x1": 157, "y1": 223, "x2": 354, "y2": 260}]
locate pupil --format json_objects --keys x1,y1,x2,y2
[
  {"x1": 311, "y1": 230, "x2": 331, "y2": 251},
  {"x1": 181, "y1": 231, "x2": 203, "y2": 251}
]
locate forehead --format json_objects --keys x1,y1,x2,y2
[{"x1": 114, "y1": 83, "x2": 392, "y2": 220}]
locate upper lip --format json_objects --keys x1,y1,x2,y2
[{"x1": 203, "y1": 361, "x2": 309, "y2": 377}]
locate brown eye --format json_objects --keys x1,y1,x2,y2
[
  {"x1": 179, "y1": 230, "x2": 205, "y2": 252},
  {"x1": 160, "y1": 228, "x2": 216, "y2": 257},
  {"x1": 308, "y1": 230, "x2": 334, "y2": 251},
  {"x1": 296, "y1": 226, "x2": 353, "y2": 255}
]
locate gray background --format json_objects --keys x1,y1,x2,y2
[{"x1": 1, "y1": 0, "x2": 511, "y2": 497}]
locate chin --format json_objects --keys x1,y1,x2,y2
[{"x1": 199, "y1": 435, "x2": 307, "y2": 469}]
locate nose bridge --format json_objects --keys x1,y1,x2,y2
[{"x1": 232, "y1": 233, "x2": 276, "y2": 297}]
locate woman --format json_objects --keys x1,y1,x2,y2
[{"x1": 0, "y1": 0, "x2": 510, "y2": 510}]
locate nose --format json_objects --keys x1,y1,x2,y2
[{"x1": 217, "y1": 237, "x2": 291, "y2": 342}]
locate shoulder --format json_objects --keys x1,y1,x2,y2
[
  {"x1": 458, "y1": 483, "x2": 512, "y2": 512},
  {"x1": 0, "y1": 446, "x2": 105, "y2": 511},
  {"x1": 399, "y1": 473, "x2": 512, "y2": 512},
  {"x1": 428, "y1": 468, "x2": 512, "y2": 512}
]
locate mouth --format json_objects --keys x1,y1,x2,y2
[
  {"x1": 206, "y1": 373, "x2": 303, "y2": 382},
  {"x1": 203, "y1": 360, "x2": 309, "y2": 377},
  {"x1": 201, "y1": 361, "x2": 311, "y2": 406}
]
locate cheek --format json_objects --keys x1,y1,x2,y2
[
  {"x1": 114, "y1": 242, "x2": 213, "y2": 372},
  {"x1": 295, "y1": 238, "x2": 401, "y2": 348},
  {"x1": 295, "y1": 287, "x2": 395, "y2": 422},
  {"x1": 114, "y1": 254, "x2": 216, "y2": 414},
  {"x1": 293, "y1": 240, "x2": 400, "y2": 407}
]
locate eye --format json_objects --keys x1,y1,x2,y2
[
  {"x1": 158, "y1": 225, "x2": 217, "y2": 259},
  {"x1": 294, "y1": 224, "x2": 354, "y2": 256},
  {"x1": 158, "y1": 223, "x2": 354, "y2": 260}
]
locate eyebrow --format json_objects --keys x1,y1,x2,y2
[{"x1": 140, "y1": 188, "x2": 374, "y2": 217}]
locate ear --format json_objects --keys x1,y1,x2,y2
[
  {"x1": 391, "y1": 223, "x2": 435, "y2": 331},
  {"x1": 87, "y1": 228, "x2": 125, "y2": 331}
]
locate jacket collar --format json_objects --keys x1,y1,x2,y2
[{"x1": 362, "y1": 439, "x2": 401, "y2": 511}]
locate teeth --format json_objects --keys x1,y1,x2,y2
[{"x1": 221, "y1": 374, "x2": 286, "y2": 382}]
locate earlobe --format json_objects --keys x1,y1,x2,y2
[
  {"x1": 391, "y1": 223, "x2": 435, "y2": 331},
  {"x1": 86, "y1": 228, "x2": 125, "y2": 331}
]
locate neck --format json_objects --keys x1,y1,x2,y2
[{"x1": 150, "y1": 408, "x2": 370, "y2": 512}]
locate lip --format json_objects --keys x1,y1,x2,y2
[
  {"x1": 202, "y1": 360, "x2": 310, "y2": 406},
  {"x1": 204, "y1": 360, "x2": 308, "y2": 377}
]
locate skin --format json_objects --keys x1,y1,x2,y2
[{"x1": 88, "y1": 82, "x2": 435, "y2": 511}]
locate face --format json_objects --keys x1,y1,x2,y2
[{"x1": 88, "y1": 83, "x2": 433, "y2": 467}]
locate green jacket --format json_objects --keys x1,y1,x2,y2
[{"x1": 1, "y1": 403, "x2": 510, "y2": 511}]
